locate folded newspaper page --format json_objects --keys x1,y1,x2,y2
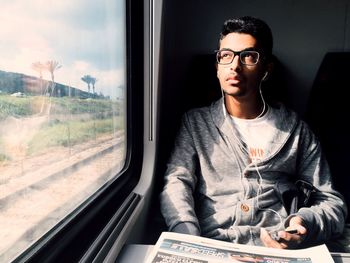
[{"x1": 145, "y1": 232, "x2": 334, "y2": 263}]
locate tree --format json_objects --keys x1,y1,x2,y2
[
  {"x1": 81, "y1": 75, "x2": 93, "y2": 93},
  {"x1": 91, "y1": 77, "x2": 97, "y2": 94},
  {"x1": 45, "y1": 60, "x2": 62, "y2": 96},
  {"x1": 45, "y1": 60, "x2": 62, "y2": 82}
]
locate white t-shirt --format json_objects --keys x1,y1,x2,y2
[{"x1": 230, "y1": 105, "x2": 278, "y2": 162}]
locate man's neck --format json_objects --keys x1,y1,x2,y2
[{"x1": 225, "y1": 95, "x2": 264, "y2": 119}]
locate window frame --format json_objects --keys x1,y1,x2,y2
[{"x1": 12, "y1": 0, "x2": 144, "y2": 262}]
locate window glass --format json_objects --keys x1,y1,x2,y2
[{"x1": 0, "y1": 0, "x2": 126, "y2": 261}]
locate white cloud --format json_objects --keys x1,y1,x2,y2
[{"x1": 0, "y1": 0, "x2": 125, "y2": 98}]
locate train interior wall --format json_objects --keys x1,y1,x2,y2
[{"x1": 139, "y1": 0, "x2": 350, "y2": 244}]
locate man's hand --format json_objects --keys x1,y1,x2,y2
[{"x1": 260, "y1": 216, "x2": 307, "y2": 249}]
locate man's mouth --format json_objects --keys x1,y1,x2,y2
[{"x1": 226, "y1": 75, "x2": 241, "y2": 84}]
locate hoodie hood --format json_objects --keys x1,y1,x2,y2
[{"x1": 209, "y1": 97, "x2": 299, "y2": 162}]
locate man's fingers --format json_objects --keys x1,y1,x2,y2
[
  {"x1": 288, "y1": 216, "x2": 307, "y2": 235},
  {"x1": 260, "y1": 228, "x2": 286, "y2": 249},
  {"x1": 277, "y1": 230, "x2": 305, "y2": 248}
]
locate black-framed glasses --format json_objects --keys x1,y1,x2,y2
[{"x1": 215, "y1": 48, "x2": 260, "y2": 66}]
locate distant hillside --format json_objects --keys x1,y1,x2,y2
[{"x1": 0, "y1": 70, "x2": 97, "y2": 99}]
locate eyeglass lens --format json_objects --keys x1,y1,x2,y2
[{"x1": 217, "y1": 50, "x2": 259, "y2": 65}]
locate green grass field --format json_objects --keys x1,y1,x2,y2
[{"x1": 0, "y1": 94, "x2": 124, "y2": 163}]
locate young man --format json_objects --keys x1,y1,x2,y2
[{"x1": 160, "y1": 16, "x2": 347, "y2": 248}]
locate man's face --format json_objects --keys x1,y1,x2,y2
[{"x1": 216, "y1": 32, "x2": 266, "y2": 100}]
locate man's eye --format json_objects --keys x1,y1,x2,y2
[
  {"x1": 242, "y1": 52, "x2": 253, "y2": 58},
  {"x1": 221, "y1": 52, "x2": 232, "y2": 58}
]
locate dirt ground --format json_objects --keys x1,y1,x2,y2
[{"x1": 0, "y1": 117, "x2": 125, "y2": 261}]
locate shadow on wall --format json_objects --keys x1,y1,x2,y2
[
  {"x1": 262, "y1": 55, "x2": 291, "y2": 107},
  {"x1": 306, "y1": 52, "x2": 350, "y2": 222},
  {"x1": 183, "y1": 54, "x2": 221, "y2": 110}
]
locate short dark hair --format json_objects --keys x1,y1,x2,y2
[{"x1": 219, "y1": 16, "x2": 273, "y2": 62}]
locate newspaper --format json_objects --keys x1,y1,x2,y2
[{"x1": 145, "y1": 232, "x2": 334, "y2": 263}]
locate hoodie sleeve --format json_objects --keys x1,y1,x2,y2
[
  {"x1": 289, "y1": 122, "x2": 347, "y2": 245},
  {"x1": 160, "y1": 113, "x2": 201, "y2": 234}
]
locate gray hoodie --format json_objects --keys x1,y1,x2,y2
[{"x1": 160, "y1": 98, "x2": 347, "y2": 246}]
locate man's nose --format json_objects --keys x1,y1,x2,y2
[{"x1": 230, "y1": 55, "x2": 241, "y2": 71}]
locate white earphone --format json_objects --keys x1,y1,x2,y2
[{"x1": 262, "y1": 71, "x2": 268, "y2": 81}]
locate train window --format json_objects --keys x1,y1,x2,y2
[{"x1": 0, "y1": 0, "x2": 126, "y2": 261}]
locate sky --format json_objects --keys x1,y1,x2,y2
[{"x1": 0, "y1": 0, "x2": 125, "y2": 99}]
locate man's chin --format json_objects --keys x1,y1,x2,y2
[{"x1": 223, "y1": 86, "x2": 242, "y2": 96}]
